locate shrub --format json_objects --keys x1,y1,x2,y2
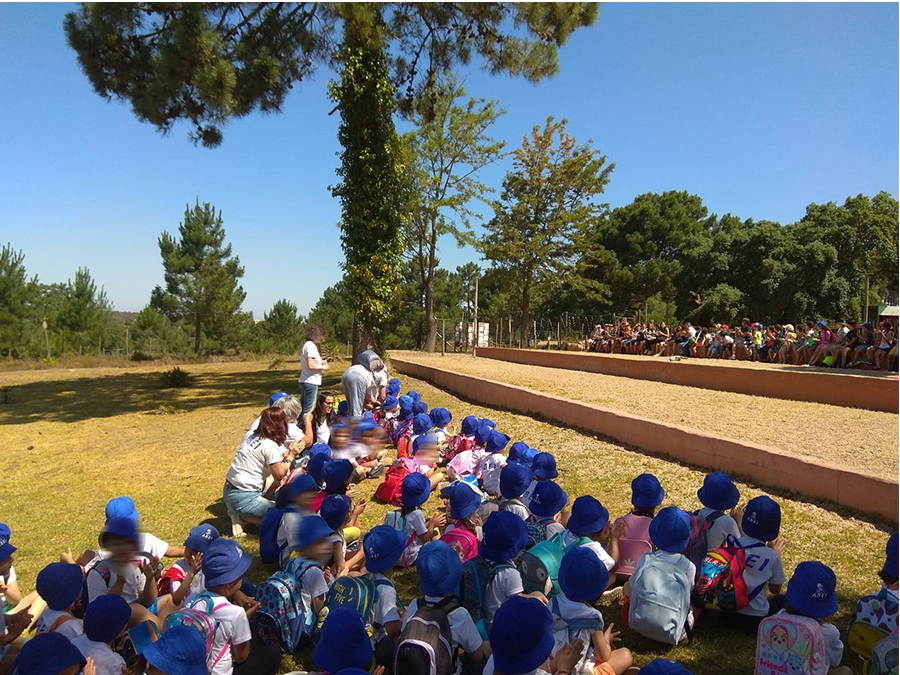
[
  {"x1": 268, "y1": 356, "x2": 287, "y2": 371},
  {"x1": 319, "y1": 340, "x2": 343, "y2": 361},
  {"x1": 159, "y1": 366, "x2": 193, "y2": 388},
  {"x1": 131, "y1": 350, "x2": 154, "y2": 362}
]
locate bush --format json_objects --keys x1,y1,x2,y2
[
  {"x1": 319, "y1": 340, "x2": 343, "y2": 361},
  {"x1": 159, "y1": 366, "x2": 193, "y2": 388},
  {"x1": 131, "y1": 350, "x2": 154, "y2": 362},
  {"x1": 268, "y1": 356, "x2": 287, "y2": 371}
]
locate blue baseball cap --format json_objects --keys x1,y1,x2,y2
[
  {"x1": 787, "y1": 561, "x2": 838, "y2": 619},
  {"x1": 507, "y1": 441, "x2": 530, "y2": 463},
  {"x1": 479, "y1": 511, "x2": 528, "y2": 562},
  {"x1": 413, "y1": 400, "x2": 429, "y2": 415},
  {"x1": 649, "y1": 507, "x2": 691, "y2": 553},
  {"x1": 461, "y1": 416, "x2": 480, "y2": 436},
  {"x1": 817, "y1": 320, "x2": 827, "y2": 328},
  {"x1": 84, "y1": 594, "x2": 131, "y2": 643},
  {"x1": 883, "y1": 531, "x2": 899, "y2": 578},
  {"x1": 35, "y1": 563, "x2": 84, "y2": 611},
  {"x1": 320, "y1": 494, "x2": 352, "y2": 530},
  {"x1": 418, "y1": 541, "x2": 464, "y2": 597},
  {"x1": 742, "y1": 495, "x2": 781, "y2": 542},
  {"x1": 567, "y1": 496, "x2": 610, "y2": 536},
  {"x1": 631, "y1": 473, "x2": 665, "y2": 508},
  {"x1": 14, "y1": 632, "x2": 86, "y2": 675},
  {"x1": 184, "y1": 524, "x2": 220, "y2": 552},
  {"x1": 412, "y1": 432, "x2": 440, "y2": 456},
  {"x1": 641, "y1": 659, "x2": 695, "y2": 675},
  {"x1": 202, "y1": 538, "x2": 252, "y2": 588},
  {"x1": 697, "y1": 471, "x2": 740, "y2": 511},
  {"x1": 0, "y1": 523, "x2": 16, "y2": 560},
  {"x1": 143, "y1": 625, "x2": 208, "y2": 675},
  {"x1": 532, "y1": 452, "x2": 558, "y2": 479},
  {"x1": 401, "y1": 472, "x2": 431, "y2": 507},
  {"x1": 306, "y1": 453, "x2": 330, "y2": 484},
  {"x1": 382, "y1": 395, "x2": 399, "y2": 410},
  {"x1": 490, "y1": 596, "x2": 555, "y2": 675},
  {"x1": 101, "y1": 516, "x2": 140, "y2": 545},
  {"x1": 389, "y1": 377, "x2": 401, "y2": 388},
  {"x1": 268, "y1": 392, "x2": 290, "y2": 407},
  {"x1": 105, "y1": 496, "x2": 139, "y2": 521},
  {"x1": 529, "y1": 481, "x2": 567, "y2": 518},
  {"x1": 363, "y1": 525, "x2": 406, "y2": 573},
  {"x1": 295, "y1": 515, "x2": 335, "y2": 551},
  {"x1": 485, "y1": 430, "x2": 511, "y2": 454},
  {"x1": 448, "y1": 482, "x2": 482, "y2": 520},
  {"x1": 323, "y1": 459, "x2": 354, "y2": 492},
  {"x1": 413, "y1": 412, "x2": 433, "y2": 435},
  {"x1": 559, "y1": 546, "x2": 609, "y2": 602},
  {"x1": 313, "y1": 607, "x2": 373, "y2": 673},
  {"x1": 515, "y1": 446, "x2": 539, "y2": 468},
  {"x1": 499, "y1": 462, "x2": 532, "y2": 500},
  {"x1": 474, "y1": 420, "x2": 494, "y2": 446},
  {"x1": 430, "y1": 407, "x2": 452, "y2": 428}
]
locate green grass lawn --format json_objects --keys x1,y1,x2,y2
[{"x1": 0, "y1": 358, "x2": 892, "y2": 674}]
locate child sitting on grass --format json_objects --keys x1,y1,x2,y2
[
  {"x1": 71, "y1": 595, "x2": 131, "y2": 675},
  {"x1": 34, "y1": 563, "x2": 86, "y2": 640},
  {"x1": 527, "y1": 481, "x2": 568, "y2": 541},
  {"x1": 274, "y1": 474, "x2": 319, "y2": 568},
  {"x1": 320, "y1": 494, "x2": 366, "y2": 577},
  {"x1": 497, "y1": 462, "x2": 532, "y2": 522},
  {"x1": 560, "y1": 496, "x2": 623, "y2": 581},
  {"x1": 384, "y1": 473, "x2": 447, "y2": 567},
  {"x1": 479, "y1": 430, "x2": 511, "y2": 498},
  {"x1": 361, "y1": 526, "x2": 407, "y2": 666},
  {"x1": 411, "y1": 433, "x2": 447, "y2": 490},
  {"x1": 429, "y1": 407, "x2": 453, "y2": 444},
  {"x1": 157, "y1": 524, "x2": 219, "y2": 606},
  {"x1": 289, "y1": 516, "x2": 334, "y2": 628},
  {"x1": 613, "y1": 473, "x2": 665, "y2": 582},
  {"x1": 0, "y1": 532, "x2": 32, "y2": 673},
  {"x1": 521, "y1": 452, "x2": 559, "y2": 510},
  {"x1": 695, "y1": 471, "x2": 742, "y2": 551}
]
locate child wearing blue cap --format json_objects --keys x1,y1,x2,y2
[
  {"x1": 199, "y1": 538, "x2": 281, "y2": 675},
  {"x1": 559, "y1": 496, "x2": 622, "y2": 579},
  {"x1": 554, "y1": 547, "x2": 635, "y2": 675},
  {"x1": 0, "y1": 535, "x2": 31, "y2": 671},
  {"x1": 102, "y1": 496, "x2": 183, "y2": 563},
  {"x1": 71, "y1": 595, "x2": 131, "y2": 675},
  {"x1": 321, "y1": 494, "x2": 366, "y2": 577},
  {"x1": 286, "y1": 515, "x2": 334, "y2": 619},
  {"x1": 361, "y1": 525, "x2": 407, "y2": 662},
  {"x1": 445, "y1": 416, "x2": 479, "y2": 464},
  {"x1": 479, "y1": 430, "x2": 511, "y2": 498},
  {"x1": 157, "y1": 524, "x2": 220, "y2": 606},
  {"x1": 12, "y1": 631, "x2": 87, "y2": 675},
  {"x1": 695, "y1": 471, "x2": 742, "y2": 551},
  {"x1": 498, "y1": 462, "x2": 532, "y2": 522},
  {"x1": 400, "y1": 542, "x2": 489, "y2": 672},
  {"x1": 527, "y1": 481, "x2": 568, "y2": 542},
  {"x1": 383, "y1": 473, "x2": 446, "y2": 566},
  {"x1": 520, "y1": 452, "x2": 558, "y2": 510},
  {"x1": 123, "y1": 624, "x2": 209, "y2": 675},
  {"x1": 312, "y1": 607, "x2": 374, "y2": 673},
  {"x1": 429, "y1": 407, "x2": 453, "y2": 444},
  {"x1": 612, "y1": 473, "x2": 666, "y2": 581},
  {"x1": 272, "y1": 474, "x2": 320, "y2": 568},
  {"x1": 479, "y1": 511, "x2": 540, "y2": 628}
]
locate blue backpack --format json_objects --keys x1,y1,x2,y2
[
  {"x1": 457, "y1": 556, "x2": 515, "y2": 640},
  {"x1": 256, "y1": 558, "x2": 318, "y2": 652},
  {"x1": 259, "y1": 508, "x2": 288, "y2": 565}
]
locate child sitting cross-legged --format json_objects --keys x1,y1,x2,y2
[
  {"x1": 553, "y1": 547, "x2": 637, "y2": 675},
  {"x1": 613, "y1": 473, "x2": 665, "y2": 583},
  {"x1": 560, "y1": 496, "x2": 623, "y2": 584},
  {"x1": 70, "y1": 595, "x2": 131, "y2": 675},
  {"x1": 361, "y1": 525, "x2": 408, "y2": 667},
  {"x1": 157, "y1": 524, "x2": 219, "y2": 606}
]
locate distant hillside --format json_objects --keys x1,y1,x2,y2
[{"x1": 110, "y1": 310, "x2": 140, "y2": 324}]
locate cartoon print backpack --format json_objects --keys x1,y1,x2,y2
[
  {"x1": 695, "y1": 540, "x2": 766, "y2": 612},
  {"x1": 549, "y1": 595, "x2": 604, "y2": 672},
  {"x1": 393, "y1": 420, "x2": 414, "y2": 457},
  {"x1": 256, "y1": 559, "x2": 317, "y2": 651},
  {"x1": 164, "y1": 592, "x2": 233, "y2": 670},
  {"x1": 520, "y1": 532, "x2": 590, "y2": 599},
  {"x1": 850, "y1": 588, "x2": 900, "y2": 661},
  {"x1": 628, "y1": 552, "x2": 693, "y2": 645},
  {"x1": 315, "y1": 574, "x2": 388, "y2": 636},
  {"x1": 258, "y1": 507, "x2": 289, "y2": 565},
  {"x1": 384, "y1": 509, "x2": 418, "y2": 568},
  {"x1": 525, "y1": 516, "x2": 556, "y2": 550},
  {"x1": 615, "y1": 514, "x2": 653, "y2": 577},
  {"x1": 445, "y1": 434, "x2": 476, "y2": 463},
  {"x1": 441, "y1": 526, "x2": 478, "y2": 563},
  {"x1": 755, "y1": 612, "x2": 828, "y2": 675},
  {"x1": 394, "y1": 597, "x2": 459, "y2": 675},
  {"x1": 374, "y1": 458, "x2": 418, "y2": 506},
  {"x1": 682, "y1": 510, "x2": 726, "y2": 578},
  {"x1": 869, "y1": 632, "x2": 899, "y2": 675},
  {"x1": 457, "y1": 556, "x2": 515, "y2": 640}
]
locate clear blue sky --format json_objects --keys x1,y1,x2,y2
[{"x1": 1, "y1": 3, "x2": 897, "y2": 318}]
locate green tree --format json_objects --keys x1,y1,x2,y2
[
  {"x1": 482, "y1": 117, "x2": 613, "y2": 347},
  {"x1": 59, "y1": 267, "x2": 111, "y2": 356},
  {"x1": 151, "y1": 201, "x2": 246, "y2": 354},
  {"x1": 0, "y1": 244, "x2": 39, "y2": 358},
  {"x1": 306, "y1": 279, "x2": 354, "y2": 346},
  {"x1": 263, "y1": 299, "x2": 303, "y2": 352},
  {"x1": 134, "y1": 304, "x2": 169, "y2": 355},
  {"x1": 403, "y1": 81, "x2": 506, "y2": 351}
]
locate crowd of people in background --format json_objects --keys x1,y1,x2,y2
[{"x1": 588, "y1": 318, "x2": 899, "y2": 371}]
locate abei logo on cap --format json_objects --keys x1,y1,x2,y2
[
  {"x1": 202, "y1": 530, "x2": 213, "y2": 540},
  {"x1": 812, "y1": 583, "x2": 827, "y2": 599},
  {"x1": 747, "y1": 511, "x2": 759, "y2": 525},
  {"x1": 0, "y1": 537, "x2": 8, "y2": 547}
]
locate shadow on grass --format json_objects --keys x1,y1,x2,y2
[{"x1": 0, "y1": 367, "x2": 346, "y2": 426}]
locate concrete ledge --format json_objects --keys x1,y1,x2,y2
[
  {"x1": 393, "y1": 357, "x2": 899, "y2": 524},
  {"x1": 475, "y1": 347, "x2": 899, "y2": 414}
]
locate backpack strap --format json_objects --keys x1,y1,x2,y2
[{"x1": 48, "y1": 614, "x2": 76, "y2": 633}]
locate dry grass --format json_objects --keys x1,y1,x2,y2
[
  {"x1": 0, "y1": 359, "x2": 893, "y2": 674},
  {"x1": 393, "y1": 352, "x2": 900, "y2": 480}
]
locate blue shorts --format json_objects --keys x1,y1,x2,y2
[{"x1": 223, "y1": 484, "x2": 275, "y2": 519}]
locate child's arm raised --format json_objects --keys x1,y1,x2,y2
[
  {"x1": 139, "y1": 558, "x2": 160, "y2": 607},
  {"x1": 605, "y1": 521, "x2": 626, "y2": 578},
  {"x1": 592, "y1": 623, "x2": 621, "y2": 665},
  {"x1": 170, "y1": 555, "x2": 203, "y2": 607}
]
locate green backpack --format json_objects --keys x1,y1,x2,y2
[{"x1": 520, "y1": 532, "x2": 592, "y2": 598}]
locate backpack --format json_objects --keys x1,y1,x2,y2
[
  {"x1": 384, "y1": 509, "x2": 418, "y2": 568},
  {"x1": 394, "y1": 420, "x2": 414, "y2": 457},
  {"x1": 521, "y1": 532, "x2": 590, "y2": 599},
  {"x1": 549, "y1": 595, "x2": 605, "y2": 672},
  {"x1": 870, "y1": 633, "x2": 899, "y2": 675},
  {"x1": 394, "y1": 597, "x2": 459, "y2": 675},
  {"x1": 316, "y1": 574, "x2": 381, "y2": 634},
  {"x1": 164, "y1": 592, "x2": 233, "y2": 670},
  {"x1": 445, "y1": 434, "x2": 476, "y2": 463},
  {"x1": 447, "y1": 450, "x2": 481, "y2": 482},
  {"x1": 73, "y1": 560, "x2": 111, "y2": 618},
  {"x1": 850, "y1": 588, "x2": 900, "y2": 662},
  {"x1": 392, "y1": 418, "x2": 413, "y2": 446},
  {"x1": 616, "y1": 515, "x2": 653, "y2": 577},
  {"x1": 457, "y1": 557, "x2": 515, "y2": 641},
  {"x1": 525, "y1": 516, "x2": 556, "y2": 550},
  {"x1": 259, "y1": 507, "x2": 288, "y2": 565},
  {"x1": 441, "y1": 526, "x2": 479, "y2": 563},
  {"x1": 157, "y1": 560, "x2": 189, "y2": 596},
  {"x1": 755, "y1": 612, "x2": 828, "y2": 675},
  {"x1": 256, "y1": 559, "x2": 318, "y2": 652},
  {"x1": 374, "y1": 458, "x2": 418, "y2": 506},
  {"x1": 117, "y1": 620, "x2": 162, "y2": 662},
  {"x1": 628, "y1": 552, "x2": 693, "y2": 645},
  {"x1": 695, "y1": 540, "x2": 767, "y2": 612},
  {"x1": 682, "y1": 510, "x2": 726, "y2": 577}
]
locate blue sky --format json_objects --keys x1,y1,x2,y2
[{"x1": 1, "y1": 3, "x2": 897, "y2": 318}]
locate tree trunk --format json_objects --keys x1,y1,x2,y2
[
  {"x1": 423, "y1": 215, "x2": 438, "y2": 352},
  {"x1": 78, "y1": 331, "x2": 83, "y2": 356},
  {"x1": 519, "y1": 272, "x2": 532, "y2": 348},
  {"x1": 194, "y1": 319, "x2": 202, "y2": 354},
  {"x1": 352, "y1": 316, "x2": 360, "y2": 362}
]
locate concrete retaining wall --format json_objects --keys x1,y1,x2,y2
[
  {"x1": 393, "y1": 357, "x2": 899, "y2": 523},
  {"x1": 475, "y1": 347, "x2": 899, "y2": 414}
]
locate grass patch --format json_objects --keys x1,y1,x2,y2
[{"x1": 0, "y1": 359, "x2": 891, "y2": 674}]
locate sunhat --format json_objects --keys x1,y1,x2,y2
[
  {"x1": 531, "y1": 452, "x2": 558, "y2": 479},
  {"x1": 649, "y1": 507, "x2": 691, "y2": 553},
  {"x1": 631, "y1": 473, "x2": 665, "y2": 508},
  {"x1": 529, "y1": 481, "x2": 567, "y2": 518},
  {"x1": 417, "y1": 541, "x2": 464, "y2": 597},
  {"x1": 202, "y1": 538, "x2": 252, "y2": 587},
  {"x1": 479, "y1": 511, "x2": 528, "y2": 562},
  {"x1": 786, "y1": 561, "x2": 838, "y2": 619},
  {"x1": 697, "y1": 471, "x2": 740, "y2": 511},
  {"x1": 401, "y1": 472, "x2": 431, "y2": 508},
  {"x1": 558, "y1": 546, "x2": 609, "y2": 602},
  {"x1": 742, "y1": 495, "x2": 781, "y2": 542},
  {"x1": 363, "y1": 526, "x2": 406, "y2": 574},
  {"x1": 567, "y1": 495, "x2": 609, "y2": 536},
  {"x1": 490, "y1": 596, "x2": 555, "y2": 674}
]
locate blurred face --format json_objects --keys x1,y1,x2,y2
[
  {"x1": 416, "y1": 443, "x2": 440, "y2": 466},
  {"x1": 332, "y1": 429, "x2": 350, "y2": 448},
  {"x1": 104, "y1": 534, "x2": 137, "y2": 564},
  {"x1": 0, "y1": 556, "x2": 12, "y2": 577},
  {"x1": 305, "y1": 537, "x2": 333, "y2": 564},
  {"x1": 294, "y1": 489, "x2": 317, "y2": 512}
]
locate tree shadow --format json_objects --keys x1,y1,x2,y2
[{"x1": 0, "y1": 367, "x2": 346, "y2": 426}]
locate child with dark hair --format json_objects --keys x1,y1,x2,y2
[{"x1": 613, "y1": 474, "x2": 665, "y2": 582}]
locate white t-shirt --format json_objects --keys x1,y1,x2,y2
[
  {"x1": 0, "y1": 567, "x2": 16, "y2": 607},
  {"x1": 225, "y1": 435, "x2": 284, "y2": 492},
  {"x1": 300, "y1": 341, "x2": 324, "y2": 386},
  {"x1": 734, "y1": 536, "x2": 786, "y2": 616},
  {"x1": 70, "y1": 635, "x2": 126, "y2": 675},
  {"x1": 186, "y1": 593, "x2": 252, "y2": 675},
  {"x1": 314, "y1": 418, "x2": 331, "y2": 445},
  {"x1": 91, "y1": 532, "x2": 171, "y2": 571},
  {"x1": 86, "y1": 561, "x2": 146, "y2": 605},
  {"x1": 403, "y1": 510, "x2": 429, "y2": 564},
  {"x1": 34, "y1": 609, "x2": 84, "y2": 641},
  {"x1": 245, "y1": 419, "x2": 305, "y2": 453},
  {"x1": 168, "y1": 562, "x2": 207, "y2": 598},
  {"x1": 696, "y1": 508, "x2": 741, "y2": 551},
  {"x1": 295, "y1": 564, "x2": 329, "y2": 630},
  {"x1": 521, "y1": 479, "x2": 539, "y2": 509},
  {"x1": 559, "y1": 531, "x2": 615, "y2": 572},
  {"x1": 370, "y1": 573, "x2": 401, "y2": 645},
  {"x1": 404, "y1": 596, "x2": 483, "y2": 673},
  {"x1": 278, "y1": 508, "x2": 312, "y2": 567},
  {"x1": 499, "y1": 499, "x2": 530, "y2": 522},
  {"x1": 479, "y1": 454, "x2": 507, "y2": 497},
  {"x1": 483, "y1": 566, "x2": 524, "y2": 626},
  {"x1": 367, "y1": 368, "x2": 388, "y2": 401},
  {"x1": 550, "y1": 594, "x2": 604, "y2": 671},
  {"x1": 484, "y1": 658, "x2": 551, "y2": 675}
]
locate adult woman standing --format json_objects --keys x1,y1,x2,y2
[{"x1": 299, "y1": 323, "x2": 329, "y2": 415}]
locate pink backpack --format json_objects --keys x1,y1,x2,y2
[
  {"x1": 441, "y1": 526, "x2": 478, "y2": 563},
  {"x1": 755, "y1": 612, "x2": 828, "y2": 675},
  {"x1": 615, "y1": 513, "x2": 653, "y2": 577},
  {"x1": 445, "y1": 434, "x2": 476, "y2": 463},
  {"x1": 447, "y1": 449, "x2": 483, "y2": 482}
]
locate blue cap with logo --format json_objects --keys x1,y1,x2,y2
[
  {"x1": 742, "y1": 495, "x2": 781, "y2": 542},
  {"x1": 786, "y1": 561, "x2": 838, "y2": 619},
  {"x1": 202, "y1": 538, "x2": 252, "y2": 588},
  {"x1": 530, "y1": 481, "x2": 567, "y2": 517},
  {"x1": 363, "y1": 525, "x2": 406, "y2": 574},
  {"x1": 184, "y1": 524, "x2": 220, "y2": 552}
]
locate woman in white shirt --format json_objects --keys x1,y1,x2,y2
[{"x1": 299, "y1": 323, "x2": 329, "y2": 415}]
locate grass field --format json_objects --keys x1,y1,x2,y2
[{"x1": 0, "y1": 358, "x2": 893, "y2": 674}]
